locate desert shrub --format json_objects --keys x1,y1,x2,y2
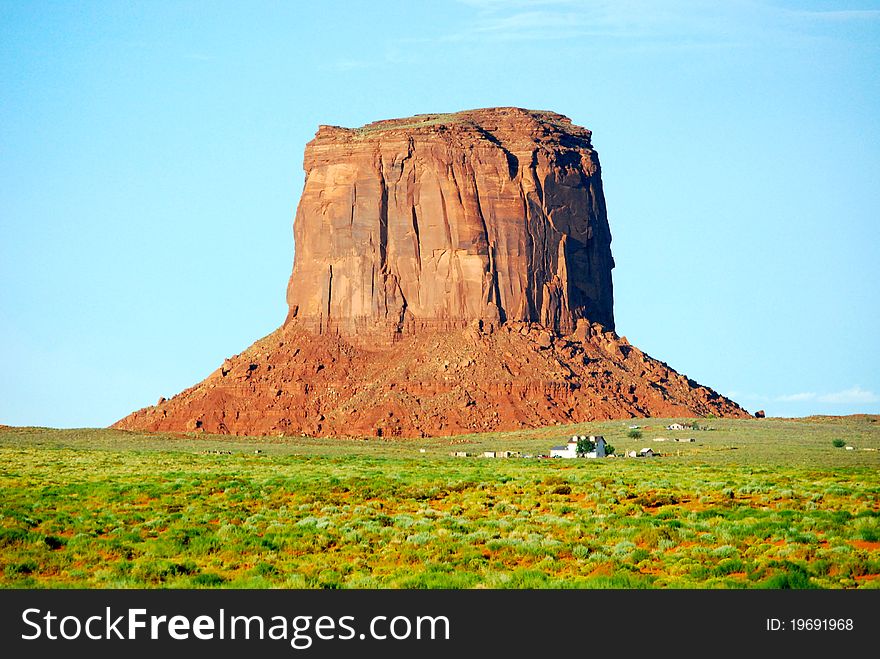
[
  {"x1": 543, "y1": 475, "x2": 568, "y2": 486},
  {"x1": 713, "y1": 558, "x2": 745, "y2": 575},
  {"x1": 612, "y1": 540, "x2": 637, "y2": 556},
  {"x1": 855, "y1": 518, "x2": 879, "y2": 542},
  {"x1": 627, "y1": 429, "x2": 642, "y2": 439},
  {"x1": 192, "y1": 572, "x2": 226, "y2": 587},
  {"x1": 711, "y1": 545, "x2": 739, "y2": 559},
  {"x1": 405, "y1": 532, "x2": 432, "y2": 545},
  {"x1": 634, "y1": 493, "x2": 679, "y2": 508},
  {"x1": 573, "y1": 545, "x2": 591, "y2": 559},
  {"x1": 832, "y1": 439, "x2": 846, "y2": 448},
  {"x1": 0, "y1": 528, "x2": 33, "y2": 548},
  {"x1": 630, "y1": 548, "x2": 651, "y2": 563},
  {"x1": 6, "y1": 561, "x2": 38, "y2": 576},
  {"x1": 584, "y1": 573, "x2": 654, "y2": 588},
  {"x1": 760, "y1": 565, "x2": 815, "y2": 589},
  {"x1": 166, "y1": 561, "x2": 199, "y2": 576}
]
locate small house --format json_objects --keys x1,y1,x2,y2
[
  {"x1": 550, "y1": 435, "x2": 606, "y2": 458},
  {"x1": 482, "y1": 451, "x2": 497, "y2": 458},
  {"x1": 550, "y1": 443, "x2": 574, "y2": 458},
  {"x1": 638, "y1": 447, "x2": 655, "y2": 457},
  {"x1": 667, "y1": 423, "x2": 686, "y2": 431}
]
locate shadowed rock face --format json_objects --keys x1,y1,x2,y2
[
  {"x1": 113, "y1": 108, "x2": 751, "y2": 438},
  {"x1": 286, "y1": 108, "x2": 615, "y2": 340}
]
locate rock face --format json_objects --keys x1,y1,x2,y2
[
  {"x1": 114, "y1": 108, "x2": 749, "y2": 437},
  {"x1": 287, "y1": 108, "x2": 614, "y2": 340}
]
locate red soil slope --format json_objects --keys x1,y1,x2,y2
[{"x1": 114, "y1": 319, "x2": 749, "y2": 438}]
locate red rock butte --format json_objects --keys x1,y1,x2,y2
[
  {"x1": 288, "y1": 107, "x2": 614, "y2": 339},
  {"x1": 115, "y1": 108, "x2": 750, "y2": 437}
]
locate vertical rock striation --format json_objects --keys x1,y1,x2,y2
[{"x1": 286, "y1": 108, "x2": 615, "y2": 340}]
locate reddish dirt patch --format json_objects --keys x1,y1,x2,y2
[
  {"x1": 588, "y1": 562, "x2": 615, "y2": 578},
  {"x1": 849, "y1": 540, "x2": 880, "y2": 551},
  {"x1": 855, "y1": 574, "x2": 879, "y2": 582},
  {"x1": 667, "y1": 541, "x2": 699, "y2": 551},
  {"x1": 638, "y1": 566, "x2": 665, "y2": 576}
]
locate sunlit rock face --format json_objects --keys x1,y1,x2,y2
[{"x1": 286, "y1": 107, "x2": 615, "y2": 341}]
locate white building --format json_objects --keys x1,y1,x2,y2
[
  {"x1": 550, "y1": 435, "x2": 606, "y2": 459},
  {"x1": 667, "y1": 423, "x2": 686, "y2": 431}
]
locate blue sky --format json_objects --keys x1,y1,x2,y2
[{"x1": 1, "y1": 0, "x2": 878, "y2": 427}]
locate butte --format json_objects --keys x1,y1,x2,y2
[{"x1": 115, "y1": 108, "x2": 750, "y2": 437}]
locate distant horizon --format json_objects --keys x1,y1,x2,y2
[
  {"x1": 2, "y1": 1, "x2": 878, "y2": 426},
  {"x1": 2, "y1": 412, "x2": 878, "y2": 432}
]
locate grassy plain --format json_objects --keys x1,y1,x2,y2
[{"x1": 0, "y1": 416, "x2": 878, "y2": 589}]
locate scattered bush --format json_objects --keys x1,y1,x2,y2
[
  {"x1": 192, "y1": 572, "x2": 226, "y2": 587},
  {"x1": 43, "y1": 535, "x2": 65, "y2": 550},
  {"x1": 6, "y1": 561, "x2": 38, "y2": 576},
  {"x1": 0, "y1": 529, "x2": 32, "y2": 548},
  {"x1": 832, "y1": 439, "x2": 846, "y2": 448}
]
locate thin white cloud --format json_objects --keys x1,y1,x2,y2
[
  {"x1": 471, "y1": 10, "x2": 579, "y2": 33},
  {"x1": 790, "y1": 9, "x2": 880, "y2": 21},
  {"x1": 817, "y1": 386, "x2": 879, "y2": 405},
  {"x1": 776, "y1": 392, "x2": 817, "y2": 402},
  {"x1": 439, "y1": 1, "x2": 751, "y2": 46},
  {"x1": 440, "y1": 0, "x2": 880, "y2": 47},
  {"x1": 773, "y1": 386, "x2": 879, "y2": 405}
]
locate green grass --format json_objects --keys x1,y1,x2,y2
[
  {"x1": 353, "y1": 113, "x2": 463, "y2": 135},
  {"x1": 0, "y1": 416, "x2": 878, "y2": 589},
  {"x1": 348, "y1": 108, "x2": 573, "y2": 137}
]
